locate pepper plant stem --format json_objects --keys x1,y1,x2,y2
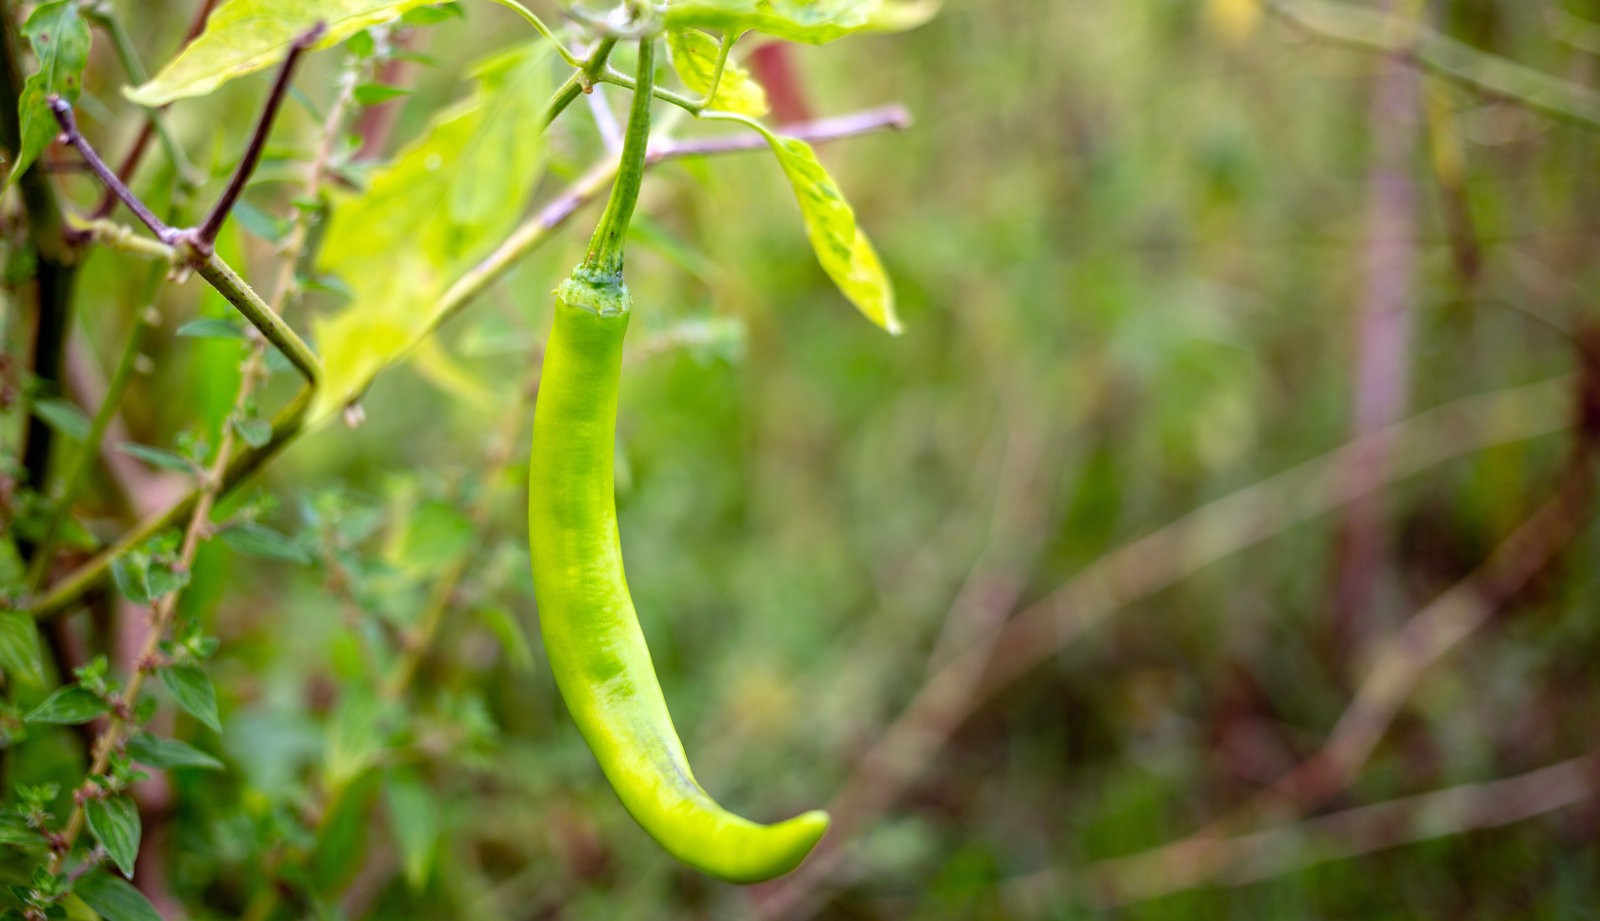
[{"x1": 581, "y1": 38, "x2": 655, "y2": 280}]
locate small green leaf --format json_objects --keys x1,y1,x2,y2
[
  {"x1": 0, "y1": 612, "x2": 46, "y2": 686},
  {"x1": 110, "y1": 554, "x2": 153, "y2": 604},
  {"x1": 143, "y1": 562, "x2": 190, "y2": 601},
  {"x1": 126, "y1": 0, "x2": 439, "y2": 106},
  {"x1": 666, "y1": 29, "x2": 768, "y2": 117},
  {"x1": 219, "y1": 521, "x2": 309, "y2": 564},
  {"x1": 8, "y1": 1, "x2": 91, "y2": 185},
  {"x1": 85, "y1": 795, "x2": 140, "y2": 878},
  {"x1": 232, "y1": 417, "x2": 273, "y2": 449},
  {"x1": 0, "y1": 814, "x2": 42, "y2": 847},
  {"x1": 125, "y1": 731, "x2": 224, "y2": 771},
  {"x1": 763, "y1": 134, "x2": 900, "y2": 333},
  {"x1": 396, "y1": 500, "x2": 474, "y2": 574},
  {"x1": 160, "y1": 664, "x2": 221, "y2": 732},
  {"x1": 402, "y1": 2, "x2": 464, "y2": 25},
  {"x1": 25, "y1": 685, "x2": 108, "y2": 725},
  {"x1": 324, "y1": 689, "x2": 385, "y2": 790},
  {"x1": 116, "y1": 442, "x2": 198, "y2": 474},
  {"x1": 231, "y1": 199, "x2": 290, "y2": 243},
  {"x1": 353, "y1": 82, "x2": 412, "y2": 105},
  {"x1": 32, "y1": 397, "x2": 91, "y2": 441},
  {"x1": 74, "y1": 871, "x2": 164, "y2": 921},
  {"x1": 175, "y1": 317, "x2": 247, "y2": 340},
  {"x1": 385, "y1": 771, "x2": 439, "y2": 889}
]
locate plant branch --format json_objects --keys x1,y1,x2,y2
[
  {"x1": 47, "y1": 100, "x2": 324, "y2": 386},
  {"x1": 538, "y1": 36, "x2": 618, "y2": 130},
  {"x1": 195, "y1": 21, "x2": 326, "y2": 248},
  {"x1": 2, "y1": 12, "x2": 78, "y2": 537},
  {"x1": 23, "y1": 289, "x2": 162, "y2": 593},
  {"x1": 26, "y1": 384, "x2": 312, "y2": 620},
  {"x1": 1132, "y1": 443, "x2": 1596, "y2": 854},
  {"x1": 83, "y1": 3, "x2": 194, "y2": 188},
  {"x1": 754, "y1": 375, "x2": 1579, "y2": 921},
  {"x1": 1265, "y1": 0, "x2": 1600, "y2": 129},
  {"x1": 49, "y1": 97, "x2": 175, "y2": 241},
  {"x1": 91, "y1": 0, "x2": 222, "y2": 217},
  {"x1": 581, "y1": 38, "x2": 655, "y2": 278},
  {"x1": 383, "y1": 352, "x2": 542, "y2": 700},
  {"x1": 1050, "y1": 753, "x2": 1600, "y2": 907},
  {"x1": 45, "y1": 344, "x2": 270, "y2": 878}
]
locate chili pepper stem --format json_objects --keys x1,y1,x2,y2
[{"x1": 578, "y1": 37, "x2": 656, "y2": 287}]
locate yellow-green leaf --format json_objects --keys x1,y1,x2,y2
[
  {"x1": 126, "y1": 0, "x2": 438, "y2": 106},
  {"x1": 666, "y1": 29, "x2": 768, "y2": 117},
  {"x1": 410, "y1": 337, "x2": 497, "y2": 411},
  {"x1": 664, "y1": 0, "x2": 938, "y2": 44},
  {"x1": 311, "y1": 42, "x2": 549, "y2": 420},
  {"x1": 764, "y1": 134, "x2": 900, "y2": 333}
]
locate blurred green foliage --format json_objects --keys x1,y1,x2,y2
[{"x1": 3, "y1": 0, "x2": 1600, "y2": 919}]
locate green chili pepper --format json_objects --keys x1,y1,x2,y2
[{"x1": 526, "y1": 38, "x2": 829, "y2": 883}]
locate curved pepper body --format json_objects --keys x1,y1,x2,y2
[{"x1": 528, "y1": 279, "x2": 829, "y2": 883}]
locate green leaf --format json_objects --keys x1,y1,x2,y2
[
  {"x1": 176, "y1": 316, "x2": 248, "y2": 339},
  {"x1": 125, "y1": 731, "x2": 224, "y2": 771},
  {"x1": 110, "y1": 554, "x2": 153, "y2": 604},
  {"x1": 230, "y1": 200, "x2": 290, "y2": 243},
  {"x1": 664, "y1": 0, "x2": 938, "y2": 43},
  {"x1": 402, "y1": 2, "x2": 465, "y2": 25},
  {"x1": 0, "y1": 814, "x2": 42, "y2": 847},
  {"x1": 144, "y1": 561, "x2": 190, "y2": 600},
  {"x1": 85, "y1": 795, "x2": 140, "y2": 878},
  {"x1": 473, "y1": 605, "x2": 534, "y2": 673},
  {"x1": 74, "y1": 871, "x2": 164, "y2": 921},
  {"x1": 324, "y1": 689, "x2": 385, "y2": 790},
  {"x1": 126, "y1": 0, "x2": 439, "y2": 106},
  {"x1": 160, "y1": 664, "x2": 221, "y2": 732},
  {"x1": 353, "y1": 82, "x2": 413, "y2": 105},
  {"x1": 762, "y1": 133, "x2": 900, "y2": 333},
  {"x1": 232, "y1": 417, "x2": 273, "y2": 449},
  {"x1": 666, "y1": 29, "x2": 768, "y2": 117},
  {"x1": 25, "y1": 685, "x2": 108, "y2": 725},
  {"x1": 219, "y1": 522, "x2": 310, "y2": 564},
  {"x1": 7, "y1": 1, "x2": 90, "y2": 185},
  {"x1": 0, "y1": 612, "x2": 46, "y2": 686},
  {"x1": 409, "y1": 338, "x2": 496, "y2": 412},
  {"x1": 385, "y1": 771, "x2": 439, "y2": 889},
  {"x1": 395, "y1": 499, "x2": 475, "y2": 574},
  {"x1": 312, "y1": 41, "x2": 550, "y2": 421},
  {"x1": 116, "y1": 442, "x2": 198, "y2": 474},
  {"x1": 32, "y1": 397, "x2": 91, "y2": 441}
]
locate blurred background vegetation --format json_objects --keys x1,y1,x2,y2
[{"x1": 4, "y1": 0, "x2": 1600, "y2": 918}]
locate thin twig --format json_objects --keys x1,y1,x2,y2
[
  {"x1": 46, "y1": 343, "x2": 268, "y2": 878},
  {"x1": 1265, "y1": 0, "x2": 1600, "y2": 129},
  {"x1": 46, "y1": 100, "x2": 324, "y2": 385},
  {"x1": 84, "y1": 5, "x2": 194, "y2": 188},
  {"x1": 1042, "y1": 753, "x2": 1600, "y2": 907},
  {"x1": 195, "y1": 21, "x2": 327, "y2": 248},
  {"x1": 92, "y1": 0, "x2": 222, "y2": 217},
  {"x1": 23, "y1": 291, "x2": 165, "y2": 593},
  {"x1": 1123, "y1": 446, "x2": 1596, "y2": 857},
  {"x1": 754, "y1": 376, "x2": 1578, "y2": 921},
  {"x1": 50, "y1": 97, "x2": 175, "y2": 242},
  {"x1": 1331, "y1": 0, "x2": 1422, "y2": 654}
]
